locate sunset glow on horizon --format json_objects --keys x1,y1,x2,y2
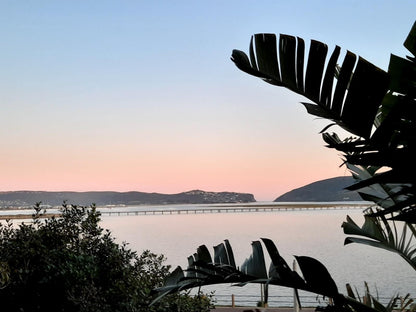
[{"x1": 1, "y1": 1, "x2": 414, "y2": 201}]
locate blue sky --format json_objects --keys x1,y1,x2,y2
[{"x1": 0, "y1": 1, "x2": 414, "y2": 200}]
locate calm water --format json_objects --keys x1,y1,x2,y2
[{"x1": 99, "y1": 203, "x2": 415, "y2": 307}]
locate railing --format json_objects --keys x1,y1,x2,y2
[
  {"x1": 213, "y1": 293, "x2": 397, "y2": 308},
  {"x1": 214, "y1": 293, "x2": 323, "y2": 308}
]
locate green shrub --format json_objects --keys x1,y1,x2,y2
[{"x1": 0, "y1": 203, "x2": 212, "y2": 312}]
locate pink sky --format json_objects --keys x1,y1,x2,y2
[
  {"x1": 1, "y1": 2, "x2": 414, "y2": 201},
  {"x1": 0, "y1": 102, "x2": 347, "y2": 201}
]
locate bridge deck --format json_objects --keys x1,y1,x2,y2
[{"x1": 101, "y1": 204, "x2": 367, "y2": 216}]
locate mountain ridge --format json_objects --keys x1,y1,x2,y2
[
  {"x1": 0, "y1": 190, "x2": 255, "y2": 208},
  {"x1": 274, "y1": 176, "x2": 362, "y2": 202},
  {"x1": 0, "y1": 176, "x2": 364, "y2": 208}
]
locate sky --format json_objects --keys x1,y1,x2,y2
[{"x1": 0, "y1": 1, "x2": 415, "y2": 201}]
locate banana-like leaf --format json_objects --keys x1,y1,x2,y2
[
  {"x1": 346, "y1": 163, "x2": 397, "y2": 209},
  {"x1": 369, "y1": 196, "x2": 416, "y2": 219},
  {"x1": 231, "y1": 34, "x2": 389, "y2": 138},
  {"x1": 322, "y1": 132, "x2": 416, "y2": 219},
  {"x1": 241, "y1": 241, "x2": 268, "y2": 278},
  {"x1": 390, "y1": 207, "x2": 416, "y2": 223},
  {"x1": 196, "y1": 244, "x2": 212, "y2": 263},
  {"x1": 150, "y1": 266, "x2": 187, "y2": 304},
  {"x1": 295, "y1": 256, "x2": 339, "y2": 298},
  {"x1": 343, "y1": 215, "x2": 386, "y2": 241},
  {"x1": 404, "y1": 21, "x2": 416, "y2": 56},
  {"x1": 214, "y1": 243, "x2": 229, "y2": 266},
  {"x1": 232, "y1": 26, "x2": 416, "y2": 223},
  {"x1": 213, "y1": 239, "x2": 237, "y2": 268},
  {"x1": 261, "y1": 238, "x2": 305, "y2": 289},
  {"x1": 387, "y1": 54, "x2": 416, "y2": 95},
  {"x1": 152, "y1": 238, "x2": 405, "y2": 312},
  {"x1": 224, "y1": 239, "x2": 236, "y2": 268},
  {"x1": 345, "y1": 165, "x2": 416, "y2": 218},
  {"x1": 342, "y1": 215, "x2": 416, "y2": 270},
  {"x1": 187, "y1": 256, "x2": 196, "y2": 278},
  {"x1": 153, "y1": 238, "x2": 358, "y2": 306}
]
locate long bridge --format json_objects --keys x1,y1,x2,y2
[
  {"x1": 100, "y1": 203, "x2": 368, "y2": 216},
  {"x1": 0, "y1": 203, "x2": 369, "y2": 220}
]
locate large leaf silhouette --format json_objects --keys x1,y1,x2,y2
[
  {"x1": 152, "y1": 238, "x2": 382, "y2": 312},
  {"x1": 232, "y1": 23, "x2": 416, "y2": 223},
  {"x1": 231, "y1": 34, "x2": 389, "y2": 138},
  {"x1": 342, "y1": 214, "x2": 416, "y2": 270}
]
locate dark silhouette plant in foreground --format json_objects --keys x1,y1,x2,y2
[
  {"x1": 153, "y1": 22, "x2": 416, "y2": 311},
  {"x1": 0, "y1": 203, "x2": 212, "y2": 312}
]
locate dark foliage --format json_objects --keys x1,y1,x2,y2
[
  {"x1": 0, "y1": 203, "x2": 212, "y2": 312},
  {"x1": 231, "y1": 22, "x2": 416, "y2": 223},
  {"x1": 154, "y1": 20, "x2": 416, "y2": 312}
]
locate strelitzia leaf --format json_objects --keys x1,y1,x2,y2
[
  {"x1": 319, "y1": 123, "x2": 337, "y2": 134},
  {"x1": 150, "y1": 266, "x2": 187, "y2": 305},
  {"x1": 241, "y1": 241, "x2": 268, "y2": 279},
  {"x1": 231, "y1": 34, "x2": 389, "y2": 138},
  {"x1": 224, "y1": 239, "x2": 236, "y2": 268},
  {"x1": 388, "y1": 54, "x2": 416, "y2": 95},
  {"x1": 196, "y1": 244, "x2": 212, "y2": 263},
  {"x1": 404, "y1": 21, "x2": 416, "y2": 56},
  {"x1": 295, "y1": 256, "x2": 338, "y2": 297},
  {"x1": 343, "y1": 296, "x2": 381, "y2": 312},
  {"x1": 343, "y1": 215, "x2": 416, "y2": 270},
  {"x1": 214, "y1": 243, "x2": 229, "y2": 265},
  {"x1": 152, "y1": 238, "x2": 408, "y2": 311},
  {"x1": 301, "y1": 102, "x2": 333, "y2": 119},
  {"x1": 261, "y1": 238, "x2": 306, "y2": 289},
  {"x1": 344, "y1": 237, "x2": 399, "y2": 253},
  {"x1": 305, "y1": 40, "x2": 328, "y2": 102},
  {"x1": 342, "y1": 215, "x2": 385, "y2": 241}
]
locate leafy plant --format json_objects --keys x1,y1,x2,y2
[
  {"x1": 345, "y1": 282, "x2": 414, "y2": 312},
  {"x1": 153, "y1": 238, "x2": 390, "y2": 312},
  {"x1": 0, "y1": 203, "x2": 212, "y2": 312},
  {"x1": 230, "y1": 16, "x2": 416, "y2": 277},
  {"x1": 155, "y1": 20, "x2": 416, "y2": 312},
  {"x1": 231, "y1": 34, "x2": 389, "y2": 138},
  {"x1": 342, "y1": 211, "x2": 416, "y2": 270},
  {"x1": 231, "y1": 22, "x2": 416, "y2": 222}
]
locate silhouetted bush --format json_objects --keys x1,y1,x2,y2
[{"x1": 0, "y1": 203, "x2": 212, "y2": 312}]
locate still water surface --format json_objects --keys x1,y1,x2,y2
[{"x1": 100, "y1": 203, "x2": 415, "y2": 306}]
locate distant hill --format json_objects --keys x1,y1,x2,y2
[
  {"x1": 0, "y1": 190, "x2": 255, "y2": 208},
  {"x1": 274, "y1": 176, "x2": 362, "y2": 202}
]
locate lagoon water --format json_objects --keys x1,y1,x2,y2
[{"x1": 98, "y1": 203, "x2": 415, "y2": 307}]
